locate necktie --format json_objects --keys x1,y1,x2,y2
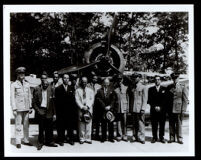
[{"x1": 83, "y1": 88, "x2": 86, "y2": 99}]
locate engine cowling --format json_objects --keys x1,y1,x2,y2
[{"x1": 84, "y1": 42, "x2": 125, "y2": 76}]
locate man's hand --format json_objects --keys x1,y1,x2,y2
[
  {"x1": 83, "y1": 106, "x2": 88, "y2": 111},
  {"x1": 13, "y1": 110, "x2": 17, "y2": 116},
  {"x1": 53, "y1": 115, "x2": 56, "y2": 121},
  {"x1": 140, "y1": 109, "x2": 145, "y2": 114},
  {"x1": 155, "y1": 106, "x2": 161, "y2": 112},
  {"x1": 29, "y1": 109, "x2": 33, "y2": 114},
  {"x1": 105, "y1": 106, "x2": 111, "y2": 111}
]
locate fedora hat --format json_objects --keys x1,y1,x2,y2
[
  {"x1": 82, "y1": 110, "x2": 92, "y2": 123},
  {"x1": 104, "y1": 111, "x2": 115, "y2": 122}
]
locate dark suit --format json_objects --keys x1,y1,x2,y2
[
  {"x1": 166, "y1": 83, "x2": 188, "y2": 142},
  {"x1": 32, "y1": 85, "x2": 56, "y2": 145},
  {"x1": 148, "y1": 85, "x2": 167, "y2": 140},
  {"x1": 96, "y1": 87, "x2": 115, "y2": 140},
  {"x1": 55, "y1": 84, "x2": 76, "y2": 142}
]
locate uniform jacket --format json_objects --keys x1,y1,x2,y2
[
  {"x1": 75, "y1": 86, "x2": 95, "y2": 118},
  {"x1": 128, "y1": 82, "x2": 147, "y2": 113},
  {"x1": 147, "y1": 85, "x2": 167, "y2": 114},
  {"x1": 166, "y1": 83, "x2": 188, "y2": 114},
  {"x1": 32, "y1": 85, "x2": 55, "y2": 118},
  {"x1": 114, "y1": 83, "x2": 129, "y2": 113},
  {"x1": 11, "y1": 80, "x2": 32, "y2": 111},
  {"x1": 55, "y1": 84, "x2": 76, "y2": 117},
  {"x1": 95, "y1": 87, "x2": 116, "y2": 116}
]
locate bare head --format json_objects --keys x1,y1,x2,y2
[
  {"x1": 154, "y1": 75, "x2": 161, "y2": 86},
  {"x1": 103, "y1": 78, "x2": 110, "y2": 88},
  {"x1": 42, "y1": 79, "x2": 49, "y2": 90},
  {"x1": 81, "y1": 77, "x2": 88, "y2": 88},
  {"x1": 62, "y1": 74, "x2": 69, "y2": 85},
  {"x1": 53, "y1": 71, "x2": 59, "y2": 83}
]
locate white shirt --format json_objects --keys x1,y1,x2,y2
[
  {"x1": 41, "y1": 89, "x2": 47, "y2": 108},
  {"x1": 155, "y1": 85, "x2": 160, "y2": 92},
  {"x1": 63, "y1": 84, "x2": 68, "y2": 91}
]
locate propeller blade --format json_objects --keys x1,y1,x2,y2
[
  {"x1": 58, "y1": 60, "x2": 100, "y2": 75},
  {"x1": 106, "y1": 13, "x2": 118, "y2": 57},
  {"x1": 107, "y1": 62, "x2": 122, "y2": 74}
]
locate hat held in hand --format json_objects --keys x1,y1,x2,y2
[{"x1": 104, "y1": 111, "x2": 115, "y2": 122}]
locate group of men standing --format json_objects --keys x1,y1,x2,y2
[{"x1": 11, "y1": 67, "x2": 188, "y2": 150}]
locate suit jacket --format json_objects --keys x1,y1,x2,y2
[
  {"x1": 96, "y1": 87, "x2": 116, "y2": 116},
  {"x1": 32, "y1": 85, "x2": 55, "y2": 118},
  {"x1": 114, "y1": 84, "x2": 129, "y2": 113},
  {"x1": 148, "y1": 85, "x2": 166, "y2": 114},
  {"x1": 55, "y1": 84, "x2": 75, "y2": 117},
  {"x1": 128, "y1": 82, "x2": 147, "y2": 113},
  {"x1": 75, "y1": 87, "x2": 95, "y2": 121},
  {"x1": 11, "y1": 80, "x2": 32, "y2": 112},
  {"x1": 166, "y1": 83, "x2": 188, "y2": 114}
]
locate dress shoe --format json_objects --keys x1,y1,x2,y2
[
  {"x1": 16, "y1": 144, "x2": 21, "y2": 149},
  {"x1": 122, "y1": 136, "x2": 128, "y2": 142},
  {"x1": 168, "y1": 140, "x2": 175, "y2": 143},
  {"x1": 37, "y1": 145, "x2": 43, "y2": 150},
  {"x1": 116, "y1": 137, "x2": 121, "y2": 142},
  {"x1": 46, "y1": 143, "x2": 58, "y2": 147},
  {"x1": 69, "y1": 141, "x2": 75, "y2": 145},
  {"x1": 100, "y1": 139, "x2": 105, "y2": 143},
  {"x1": 109, "y1": 139, "x2": 115, "y2": 143},
  {"x1": 178, "y1": 140, "x2": 183, "y2": 144},
  {"x1": 23, "y1": 141, "x2": 33, "y2": 146},
  {"x1": 58, "y1": 142, "x2": 64, "y2": 146},
  {"x1": 79, "y1": 141, "x2": 84, "y2": 144},
  {"x1": 85, "y1": 141, "x2": 92, "y2": 144},
  {"x1": 139, "y1": 141, "x2": 145, "y2": 144},
  {"x1": 160, "y1": 139, "x2": 166, "y2": 143},
  {"x1": 151, "y1": 139, "x2": 157, "y2": 143}
]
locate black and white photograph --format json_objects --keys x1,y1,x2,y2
[{"x1": 3, "y1": 5, "x2": 194, "y2": 157}]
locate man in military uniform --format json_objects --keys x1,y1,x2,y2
[
  {"x1": 128, "y1": 73, "x2": 147, "y2": 144},
  {"x1": 147, "y1": 75, "x2": 167, "y2": 143},
  {"x1": 166, "y1": 72, "x2": 188, "y2": 144},
  {"x1": 11, "y1": 67, "x2": 32, "y2": 148},
  {"x1": 113, "y1": 75, "x2": 129, "y2": 142}
]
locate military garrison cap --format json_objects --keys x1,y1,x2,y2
[
  {"x1": 15, "y1": 67, "x2": 26, "y2": 74},
  {"x1": 170, "y1": 72, "x2": 180, "y2": 79}
]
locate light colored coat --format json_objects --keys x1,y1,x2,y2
[
  {"x1": 114, "y1": 84, "x2": 129, "y2": 113},
  {"x1": 169, "y1": 83, "x2": 188, "y2": 113},
  {"x1": 11, "y1": 80, "x2": 32, "y2": 111},
  {"x1": 75, "y1": 87, "x2": 95, "y2": 114},
  {"x1": 129, "y1": 82, "x2": 147, "y2": 113}
]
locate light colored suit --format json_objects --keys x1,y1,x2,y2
[
  {"x1": 128, "y1": 82, "x2": 147, "y2": 142},
  {"x1": 11, "y1": 80, "x2": 32, "y2": 145},
  {"x1": 75, "y1": 87, "x2": 95, "y2": 142}
]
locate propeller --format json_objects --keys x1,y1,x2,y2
[
  {"x1": 106, "y1": 13, "x2": 118, "y2": 57},
  {"x1": 58, "y1": 60, "x2": 100, "y2": 75}
]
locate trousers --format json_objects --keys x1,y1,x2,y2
[
  {"x1": 78, "y1": 121, "x2": 92, "y2": 142},
  {"x1": 15, "y1": 111, "x2": 29, "y2": 145},
  {"x1": 169, "y1": 113, "x2": 182, "y2": 141},
  {"x1": 132, "y1": 113, "x2": 145, "y2": 142},
  {"x1": 116, "y1": 113, "x2": 127, "y2": 138},
  {"x1": 151, "y1": 111, "x2": 166, "y2": 140},
  {"x1": 38, "y1": 115, "x2": 54, "y2": 145}
]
